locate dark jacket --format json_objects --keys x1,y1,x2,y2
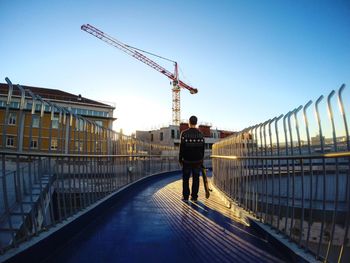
[{"x1": 179, "y1": 128, "x2": 205, "y2": 165}]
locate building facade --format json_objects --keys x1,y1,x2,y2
[
  {"x1": 0, "y1": 82, "x2": 116, "y2": 153},
  {"x1": 136, "y1": 122, "x2": 235, "y2": 150}
]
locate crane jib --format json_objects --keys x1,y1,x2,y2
[{"x1": 81, "y1": 23, "x2": 198, "y2": 125}]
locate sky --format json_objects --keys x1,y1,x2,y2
[{"x1": 1, "y1": 0, "x2": 349, "y2": 135}]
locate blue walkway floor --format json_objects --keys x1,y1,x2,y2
[{"x1": 43, "y1": 172, "x2": 291, "y2": 263}]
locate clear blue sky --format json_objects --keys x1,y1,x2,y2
[{"x1": 1, "y1": 0, "x2": 349, "y2": 135}]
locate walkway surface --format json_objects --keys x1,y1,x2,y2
[{"x1": 42, "y1": 172, "x2": 291, "y2": 263}]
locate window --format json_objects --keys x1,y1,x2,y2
[
  {"x1": 128, "y1": 143, "x2": 135, "y2": 153},
  {"x1": 10, "y1": 102, "x2": 19, "y2": 109},
  {"x1": 32, "y1": 115, "x2": 40, "y2": 128},
  {"x1": 30, "y1": 139, "x2": 38, "y2": 149},
  {"x1": 177, "y1": 130, "x2": 180, "y2": 139},
  {"x1": 95, "y1": 120, "x2": 103, "y2": 127},
  {"x1": 160, "y1": 132, "x2": 163, "y2": 141},
  {"x1": 51, "y1": 138, "x2": 58, "y2": 150},
  {"x1": 171, "y1": 130, "x2": 175, "y2": 139},
  {"x1": 8, "y1": 112, "x2": 17, "y2": 125},
  {"x1": 76, "y1": 119, "x2": 84, "y2": 131},
  {"x1": 81, "y1": 119, "x2": 85, "y2": 131},
  {"x1": 52, "y1": 116, "x2": 59, "y2": 129},
  {"x1": 6, "y1": 136, "x2": 15, "y2": 147},
  {"x1": 151, "y1": 134, "x2": 154, "y2": 142},
  {"x1": 75, "y1": 141, "x2": 84, "y2": 152},
  {"x1": 26, "y1": 102, "x2": 32, "y2": 110},
  {"x1": 35, "y1": 103, "x2": 41, "y2": 111},
  {"x1": 95, "y1": 141, "x2": 101, "y2": 152}
]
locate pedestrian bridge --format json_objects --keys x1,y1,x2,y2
[
  {"x1": 1, "y1": 78, "x2": 350, "y2": 263},
  {"x1": 0, "y1": 169, "x2": 296, "y2": 263}
]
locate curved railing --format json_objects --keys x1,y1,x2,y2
[
  {"x1": 212, "y1": 84, "x2": 349, "y2": 263},
  {"x1": 0, "y1": 151, "x2": 179, "y2": 254},
  {"x1": 0, "y1": 78, "x2": 180, "y2": 254}
]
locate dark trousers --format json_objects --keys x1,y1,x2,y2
[{"x1": 182, "y1": 165, "x2": 201, "y2": 199}]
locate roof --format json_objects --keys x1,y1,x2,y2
[{"x1": 0, "y1": 83, "x2": 114, "y2": 109}]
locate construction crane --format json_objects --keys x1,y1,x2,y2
[{"x1": 81, "y1": 24, "x2": 198, "y2": 126}]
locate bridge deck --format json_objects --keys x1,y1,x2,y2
[{"x1": 43, "y1": 172, "x2": 291, "y2": 263}]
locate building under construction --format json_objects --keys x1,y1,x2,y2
[{"x1": 136, "y1": 122, "x2": 235, "y2": 149}]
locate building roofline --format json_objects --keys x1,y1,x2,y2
[{"x1": 0, "y1": 83, "x2": 115, "y2": 109}]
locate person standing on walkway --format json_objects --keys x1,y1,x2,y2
[{"x1": 179, "y1": 115, "x2": 205, "y2": 201}]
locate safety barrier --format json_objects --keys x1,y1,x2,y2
[
  {"x1": 212, "y1": 84, "x2": 350, "y2": 262},
  {"x1": 0, "y1": 78, "x2": 179, "y2": 253}
]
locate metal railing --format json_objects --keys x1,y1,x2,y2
[
  {"x1": 212, "y1": 84, "x2": 350, "y2": 263},
  {"x1": 0, "y1": 78, "x2": 180, "y2": 254}
]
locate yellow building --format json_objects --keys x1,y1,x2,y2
[{"x1": 0, "y1": 82, "x2": 116, "y2": 154}]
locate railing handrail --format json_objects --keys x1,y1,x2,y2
[
  {"x1": 212, "y1": 83, "x2": 349, "y2": 263},
  {"x1": 211, "y1": 151, "x2": 350, "y2": 160},
  {"x1": 0, "y1": 150, "x2": 178, "y2": 158}
]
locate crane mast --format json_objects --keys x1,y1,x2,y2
[{"x1": 81, "y1": 24, "x2": 197, "y2": 125}]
